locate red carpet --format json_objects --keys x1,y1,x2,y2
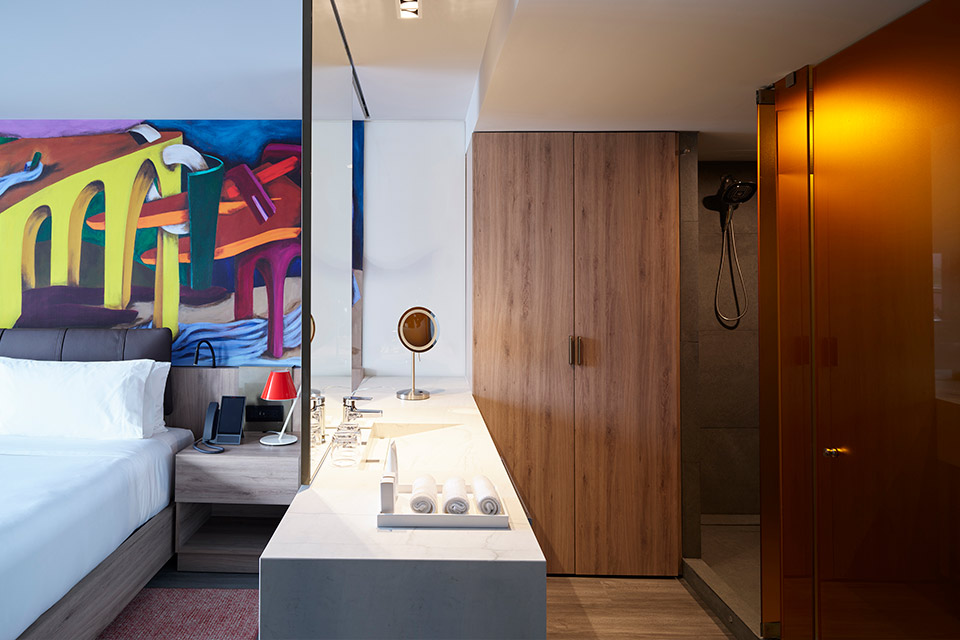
[{"x1": 97, "y1": 588, "x2": 258, "y2": 640}]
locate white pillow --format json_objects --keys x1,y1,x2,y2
[
  {"x1": 142, "y1": 360, "x2": 171, "y2": 437},
  {"x1": 0, "y1": 357, "x2": 154, "y2": 439}
]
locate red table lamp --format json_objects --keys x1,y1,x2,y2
[{"x1": 260, "y1": 370, "x2": 300, "y2": 446}]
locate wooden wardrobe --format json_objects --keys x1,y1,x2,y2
[{"x1": 472, "y1": 132, "x2": 680, "y2": 576}]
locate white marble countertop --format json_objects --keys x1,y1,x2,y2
[{"x1": 262, "y1": 376, "x2": 545, "y2": 564}]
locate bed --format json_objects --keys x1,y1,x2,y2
[{"x1": 0, "y1": 328, "x2": 188, "y2": 640}]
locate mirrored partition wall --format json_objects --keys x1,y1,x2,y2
[{"x1": 309, "y1": 0, "x2": 354, "y2": 479}]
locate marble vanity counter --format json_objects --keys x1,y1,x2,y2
[{"x1": 259, "y1": 376, "x2": 546, "y2": 639}]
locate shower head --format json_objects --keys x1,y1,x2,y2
[
  {"x1": 707, "y1": 175, "x2": 756, "y2": 329},
  {"x1": 703, "y1": 174, "x2": 757, "y2": 229},
  {"x1": 703, "y1": 175, "x2": 757, "y2": 211}
]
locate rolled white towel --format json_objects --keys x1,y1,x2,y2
[
  {"x1": 410, "y1": 474, "x2": 438, "y2": 514},
  {"x1": 472, "y1": 475, "x2": 502, "y2": 515},
  {"x1": 443, "y1": 476, "x2": 470, "y2": 514}
]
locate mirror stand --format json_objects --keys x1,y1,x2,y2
[
  {"x1": 397, "y1": 352, "x2": 430, "y2": 400},
  {"x1": 396, "y1": 306, "x2": 437, "y2": 401}
]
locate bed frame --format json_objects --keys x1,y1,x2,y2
[
  {"x1": 18, "y1": 507, "x2": 174, "y2": 639},
  {"x1": 1, "y1": 328, "x2": 177, "y2": 640}
]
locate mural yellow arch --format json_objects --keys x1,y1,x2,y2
[
  {"x1": 101, "y1": 157, "x2": 179, "y2": 302},
  {"x1": 0, "y1": 135, "x2": 182, "y2": 329},
  {"x1": 50, "y1": 181, "x2": 103, "y2": 287},
  {"x1": 154, "y1": 228, "x2": 180, "y2": 336},
  {"x1": 21, "y1": 206, "x2": 51, "y2": 290},
  {"x1": 103, "y1": 159, "x2": 156, "y2": 310}
]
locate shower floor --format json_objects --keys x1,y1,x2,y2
[{"x1": 700, "y1": 516, "x2": 761, "y2": 634}]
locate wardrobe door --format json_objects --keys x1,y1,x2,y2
[
  {"x1": 573, "y1": 132, "x2": 680, "y2": 576},
  {"x1": 472, "y1": 132, "x2": 576, "y2": 573}
]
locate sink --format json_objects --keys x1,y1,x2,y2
[
  {"x1": 359, "y1": 422, "x2": 462, "y2": 467},
  {"x1": 368, "y1": 422, "x2": 460, "y2": 440}
]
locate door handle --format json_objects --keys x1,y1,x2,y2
[
  {"x1": 576, "y1": 336, "x2": 583, "y2": 365},
  {"x1": 823, "y1": 447, "x2": 844, "y2": 458},
  {"x1": 568, "y1": 336, "x2": 575, "y2": 365},
  {"x1": 819, "y1": 337, "x2": 839, "y2": 367}
]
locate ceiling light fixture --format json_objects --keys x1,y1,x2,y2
[{"x1": 397, "y1": 0, "x2": 420, "y2": 19}]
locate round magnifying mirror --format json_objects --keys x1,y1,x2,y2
[
  {"x1": 397, "y1": 307, "x2": 437, "y2": 400},
  {"x1": 398, "y1": 307, "x2": 438, "y2": 352}
]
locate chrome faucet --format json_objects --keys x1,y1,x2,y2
[
  {"x1": 342, "y1": 396, "x2": 383, "y2": 422},
  {"x1": 310, "y1": 392, "x2": 326, "y2": 443}
]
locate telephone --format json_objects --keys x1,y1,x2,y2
[{"x1": 192, "y1": 396, "x2": 247, "y2": 454}]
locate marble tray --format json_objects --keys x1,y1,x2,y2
[{"x1": 378, "y1": 486, "x2": 510, "y2": 529}]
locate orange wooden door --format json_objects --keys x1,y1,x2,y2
[
  {"x1": 810, "y1": 2, "x2": 960, "y2": 636},
  {"x1": 772, "y1": 67, "x2": 817, "y2": 640},
  {"x1": 812, "y1": 11, "x2": 941, "y2": 588},
  {"x1": 472, "y1": 132, "x2": 577, "y2": 573},
  {"x1": 573, "y1": 132, "x2": 680, "y2": 576}
]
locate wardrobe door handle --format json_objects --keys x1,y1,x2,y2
[
  {"x1": 576, "y1": 336, "x2": 583, "y2": 365},
  {"x1": 568, "y1": 336, "x2": 575, "y2": 365}
]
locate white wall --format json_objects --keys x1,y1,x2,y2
[
  {"x1": 311, "y1": 121, "x2": 353, "y2": 375},
  {"x1": 0, "y1": 0, "x2": 301, "y2": 118},
  {"x1": 362, "y1": 121, "x2": 467, "y2": 377}
]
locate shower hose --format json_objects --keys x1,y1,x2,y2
[{"x1": 715, "y1": 217, "x2": 748, "y2": 329}]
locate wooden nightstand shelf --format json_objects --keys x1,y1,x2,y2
[{"x1": 174, "y1": 437, "x2": 299, "y2": 573}]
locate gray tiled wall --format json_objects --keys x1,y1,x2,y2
[
  {"x1": 680, "y1": 157, "x2": 761, "y2": 559},
  {"x1": 697, "y1": 161, "x2": 760, "y2": 516}
]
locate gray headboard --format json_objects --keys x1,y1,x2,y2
[{"x1": 0, "y1": 328, "x2": 174, "y2": 414}]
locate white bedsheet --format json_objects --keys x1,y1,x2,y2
[{"x1": 0, "y1": 427, "x2": 193, "y2": 640}]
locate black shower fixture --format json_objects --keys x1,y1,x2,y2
[
  {"x1": 703, "y1": 175, "x2": 757, "y2": 231},
  {"x1": 705, "y1": 174, "x2": 757, "y2": 329}
]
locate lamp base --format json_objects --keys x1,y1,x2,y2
[
  {"x1": 396, "y1": 388, "x2": 430, "y2": 401},
  {"x1": 260, "y1": 432, "x2": 298, "y2": 446}
]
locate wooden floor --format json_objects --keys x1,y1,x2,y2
[
  {"x1": 148, "y1": 563, "x2": 733, "y2": 639},
  {"x1": 547, "y1": 576, "x2": 735, "y2": 639}
]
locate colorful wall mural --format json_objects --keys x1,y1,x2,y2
[{"x1": 0, "y1": 120, "x2": 302, "y2": 366}]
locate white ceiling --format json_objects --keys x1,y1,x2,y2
[
  {"x1": 319, "y1": 0, "x2": 928, "y2": 159},
  {"x1": 477, "y1": 0, "x2": 928, "y2": 159},
  {"x1": 330, "y1": 0, "x2": 500, "y2": 120},
  {"x1": 314, "y1": 0, "x2": 353, "y2": 119}
]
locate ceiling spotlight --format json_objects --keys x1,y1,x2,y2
[{"x1": 398, "y1": 0, "x2": 420, "y2": 19}]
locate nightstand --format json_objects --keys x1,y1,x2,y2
[{"x1": 174, "y1": 437, "x2": 299, "y2": 573}]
